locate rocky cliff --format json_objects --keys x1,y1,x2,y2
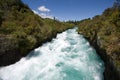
[{"x1": 77, "y1": 6, "x2": 120, "y2": 80}]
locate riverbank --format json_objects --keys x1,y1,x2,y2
[
  {"x1": 0, "y1": 26, "x2": 75, "y2": 67},
  {"x1": 77, "y1": 7, "x2": 120, "y2": 80},
  {"x1": 83, "y1": 36, "x2": 120, "y2": 80},
  {"x1": 0, "y1": 0, "x2": 74, "y2": 67}
]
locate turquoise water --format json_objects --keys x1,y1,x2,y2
[{"x1": 0, "y1": 28, "x2": 104, "y2": 80}]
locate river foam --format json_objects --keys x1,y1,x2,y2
[{"x1": 0, "y1": 28, "x2": 104, "y2": 80}]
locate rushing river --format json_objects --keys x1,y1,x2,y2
[{"x1": 0, "y1": 28, "x2": 104, "y2": 80}]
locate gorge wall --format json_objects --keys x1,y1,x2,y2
[{"x1": 77, "y1": 5, "x2": 120, "y2": 80}]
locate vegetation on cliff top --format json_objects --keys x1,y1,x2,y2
[
  {"x1": 77, "y1": 1, "x2": 120, "y2": 68},
  {"x1": 0, "y1": 0, "x2": 74, "y2": 60}
]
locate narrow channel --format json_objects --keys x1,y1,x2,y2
[{"x1": 0, "y1": 28, "x2": 104, "y2": 80}]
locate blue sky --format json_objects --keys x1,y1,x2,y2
[{"x1": 22, "y1": 0, "x2": 114, "y2": 21}]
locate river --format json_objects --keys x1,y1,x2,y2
[{"x1": 0, "y1": 28, "x2": 104, "y2": 80}]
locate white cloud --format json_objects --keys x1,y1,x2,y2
[
  {"x1": 32, "y1": 10, "x2": 39, "y2": 14},
  {"x1": 32, "y1": 10, "x2": 53, "y2": 19},
  {"x1": 39, "y1": 13, "x2": 53, "y2": 19},
  {"x1": 38, "y1": 6, "x2": 50, "y2": 12}
]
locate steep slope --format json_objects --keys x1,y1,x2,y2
[
  {"x1": 77, "y1": 4, "x2": 120, "y2": 80},
  {"x1": 0, "y1": 0, "x2": 74, "y2": 66}
]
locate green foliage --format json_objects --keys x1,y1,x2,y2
[{"x1": 0, "y1": 0, "x2": 74, "y2": 56}]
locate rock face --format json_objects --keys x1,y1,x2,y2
[{"x1": 0, "y1": 35, "x2": 21, "y2": 66}]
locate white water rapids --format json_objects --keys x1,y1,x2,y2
[{"x1": 0, "y1": 28, "x2": 104, "y2": 80}]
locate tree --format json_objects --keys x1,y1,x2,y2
[{"x1": 113, "y1": 0, "x2": 120, "y2": 8}]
